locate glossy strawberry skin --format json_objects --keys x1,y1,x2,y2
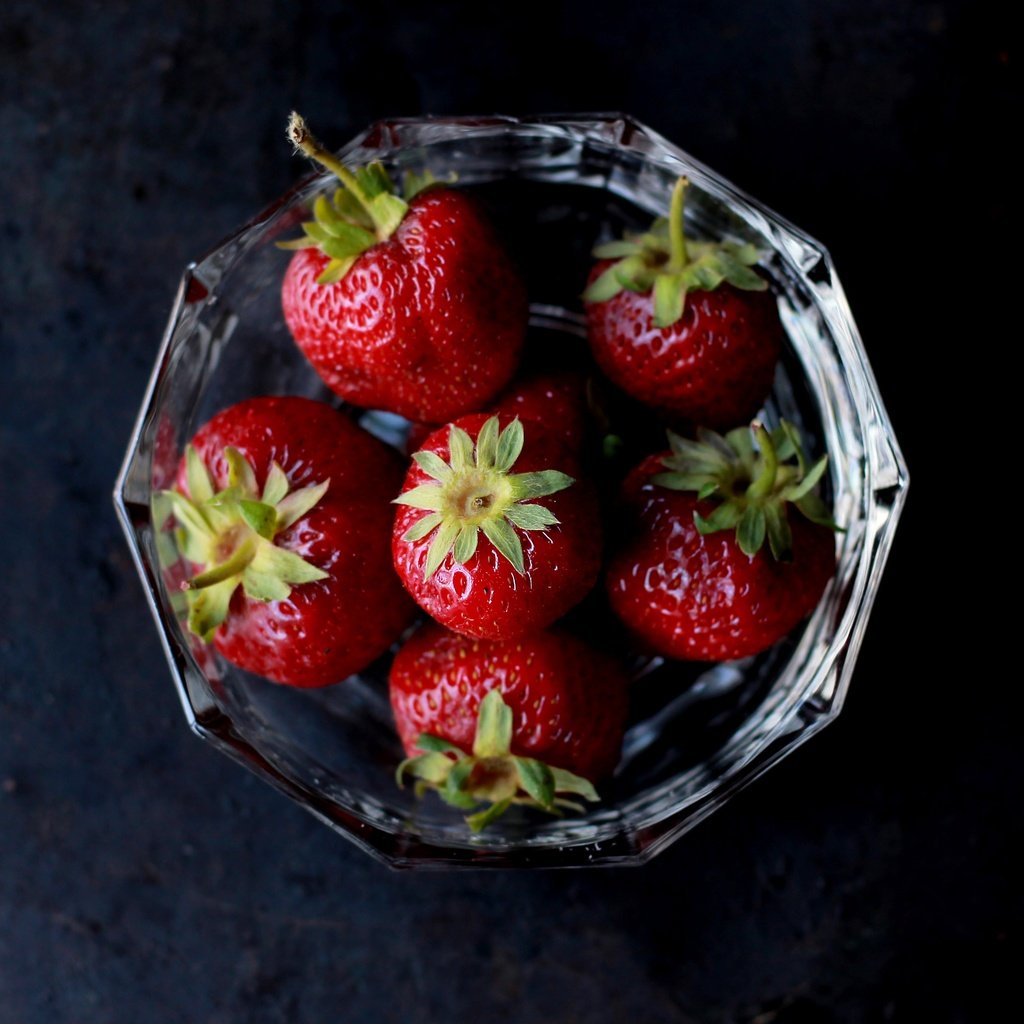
[
  {"x1": 606, "y1": 454, "x2": 835, "y2": 661},
  {"x1": 490, "y1": 368, "x2": 589, "y2": 452},
  {"x1": 282, "y1": 189, "x2": 527, "y2": 422},
  {"x1": 389, "y1": 624, "x2": 629, "y2": 781},
  {"x1": 392, "y1": 414, "x2": 601, "y2": 640},
  {"x1": 177, "y1": 396, "x2": 415, "y2": 687},
  {"x1": 404, "y1": 368, "x2": 589, "y2": 456},
  {"x1": 584, "y1": 262, "x2": 783, "y2": 429}
]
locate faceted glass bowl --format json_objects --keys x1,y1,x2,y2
[{"x1": 114, "y1": 114, "x2": 907, "y2": 868}]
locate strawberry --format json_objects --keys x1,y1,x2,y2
[
  {"x1": 163, "y1": 396, "x2": 414, "y2": 687},
  {"x1": 403, "y1": 367, "x2": 589, "y2": 456},
  {"x1": 391, "y1": 624, "x2": 628, "y2": 830},
  {"x1": 279, "y1": 114, "x2": 527, "y2": 422},
  {"x1": 490, "y1": 368, "x2": 589, "y2": 452},
  {"x1": 606, "y1": 422, "x2": 837, "y2": 661},
  {"x1": 583, "y1": 176, "x2": 782, "y2": 429},
  {"x1": 392, "y1": 414, "x2": 601, "y2": 640}
]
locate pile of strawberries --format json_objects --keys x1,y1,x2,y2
[{"x1": 161, "y1": 115, "x2": 837, "y2": 831}]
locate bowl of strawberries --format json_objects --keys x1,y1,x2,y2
[{"x1": 115, "y1": 113, "x2": 907, "y2": 868}]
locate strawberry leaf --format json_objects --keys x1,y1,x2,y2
[
  {"x1": 261, "y1": 462, "x2": 290, "y2": 506},
  {"x1": 402, "y1": 512, "x2": 443, "y2": 543},
  {"x1": 415, "y1": 734, "x2": 464, "y2": 755},
  {"x1": 413, "y1": 450, "x2": 454, "y2": 483},
  {"x1": 238, "y1": 500, "x2": 277, "y2": 539},
  {"x1": 737, "y1": 505, "x2": 767, "y2": 557},
  {"x1": 224, "y1": 447, "x2": 258, "y2": 496},
  {"x1": 275, "y1": 479, "x2": 330, "y2": 531},
  {"x1": 447, "y1": 425, "x2": 475, "y2": 473},
  {"x1": 582, "y1": 261, "x2": 627, "y2": 303},
  {"x1": 187, "y1": 577, "x2": 237, "y2": 642},
  {"x1": 317, "y1": 256, "x2": 357, "y2": 284},
  {"x1": 424, "y1": 518, "x2": 461, "y2": 580},
  {"x1": 549, "y1": 767, "x2": 600, "y2": 802},
  {"x1": 249, "y1": 542, "x2": 328, "y2": 585},
  {"x1": 514, "y1": 757, "x2": 555, "y2": 809},
  {"x1": 240, "y1": 568, "x2": 292, "y2": 603},
  {"x1": 494, "y1": 419, "x2": 525, "y2": 473},
  {"x1": 481, "y1": 518, "x2": 525, "y2": 574},
  {"x1": 453, "y1": 524, "x2": 479, "y2": 564},
  {"x1": 473, "y1": 690, "x2": 513, "y2": 758},
  {"x1": 393, "y1": 483, "x2": 444, "y2": 511},
  {"x1": 466, "y1": 799, "x2": 513, "y2": 833},
  {"x1": 508, "y1": 470, "x2": 574, "y2": 501},
  {"x1": 503, "y1": 504, "x2": 559, "y2": 531},
  {"x1": 475, "y1": 416, "x2": 500, "y2": 469},
  {"x1": 185, "y1": 445, "x2": 214, "y2": 503}
]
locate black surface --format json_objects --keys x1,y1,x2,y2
[{"x1": 0, "y1": 2, "x2": 1015, "y2": 1021}]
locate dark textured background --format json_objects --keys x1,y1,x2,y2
[{"x1": 0, "y1": 2, "x2": 1015, "y2": 1021}]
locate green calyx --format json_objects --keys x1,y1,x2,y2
[
  {"x1": 582, "y1": 175, "x2": 767, "y2": 327},
  {"x1": 276, "y1": 112, "x2": 450, "y2": 285},
  {"x1": 393, "y1": 416, "x2": 575, "y2": 581},
  {"x1": 653, "y1": 421, "x2": 840, "y2": 560},
  {"x1": 396, "y1": 690, "x2": 599, "y2": 832},
  {"x1": 161, "y1": 446, "x2": 330, "y2": 640}
]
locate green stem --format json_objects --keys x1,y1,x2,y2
[
  {"x1": 667, "y1": 176, "x2": 689, "y2": 272},
  {"x1": 185, "y1": 537, "x2": 257, "y2": 590},
  {"x1": 287, "y1": 112, "x2": 374, "y2": 217},
  {"x1": 747, "y1": 424, "x2": 779, "y2": 500}
]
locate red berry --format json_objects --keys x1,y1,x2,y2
[
  {"x1": 282, "y1": 188, "x2": 527, "y2": 422},
  {"x1": 403, "y1": 368, "x2": 589, "y2": 456},
  {"x1": 582, "y1": 176, "x2": 781, "y2": 429},
  {"x1": 392, "y1": 414, "x2": 601, "y2": 640},
  {"x1": 390, "y1": 624, "x2": 628, "y2": 782},
  {"x1": 168, "y1": 396, "x2": 414, "y2": 687},
  {"x1": 606, "y1": 426, "x2": 837, "y2": 662},
  {"x1": 586, "y1": 267, "x2": 781, "y2": 428},
  {"x1": 490, "y1": 368, "x2": 589, "y2": 451}
]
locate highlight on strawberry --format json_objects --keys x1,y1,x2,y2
[
  {"x1": 279, "y1": 113, "x2": 527, "y2": 422},
  {"x1": 606, "y1": 421, "x2": 839, "y2": 662},
  {"x1": 391, "y1": 414, "x2": 602, "y2": 640},
  {"x1": 583, "y1": 175, "x2": 783, "y2": 429}
]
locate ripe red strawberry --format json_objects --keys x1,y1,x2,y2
[
  {"x1": 391, "y1": 624, "x2": 628, "y2": 830},
  {"x1": 279, "y1": 114, "x2": 527, "y2": 422},
  {"x1": 583, "y1": 176, "x2": 782, "y2": 429},
  {"x1": 606, "y1": 422, "x2": 837, "y2": 661},
  {"x1": 490, "y1": 368, "x2": 589, "y2": 452},
  {"x1": 392, "y1": 414, "x2": 601, "y2": 640},
  {"x1": 164, "y1": 396, "x2": 414, "y2": 687},
  {"x1": 403, "y1": 368, "x2": 589, "y2": 456}
]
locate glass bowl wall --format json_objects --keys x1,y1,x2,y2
[{"x1": 114, "y1": 114, "x2": 907, "y2": 868}]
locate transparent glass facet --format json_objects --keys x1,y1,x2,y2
[{"x1": 114, "y1": 114, "x2": 908, "y2": 868}]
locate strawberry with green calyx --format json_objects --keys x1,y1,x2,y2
[
  {"x1": 392, "y1": 414, "x2": 601, "y2": 640},
  {"x1": 654, "y1": 421, "x2": 840, "y2": 559},
  {"x1": 168, "y1": 396, "x2": 414, "y2": 688},
  {"x1": 278, "y1": 112, "x2": 433, "y2": 285},
  {"x1": 165, "y1": 446, "x2": 329, "y2": 640},
  {"x1": 606, "y1": 421, "x2": 838, "y2": 662},
  {"x1": 391, "y1": 625, "x2": 628, "y2": 831},
  {"x1": 280, "y1": 113, "x2": 527, "y2": 423},
  {"x1": 397, "y1": 414, "x2": 574, "y2": 581},
  {"x1": 583, "y1": 176, "x2": 783, "y2": 429},
  {"x1": 397, "y1": 689, "x2": 600, "y2": 833}
]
